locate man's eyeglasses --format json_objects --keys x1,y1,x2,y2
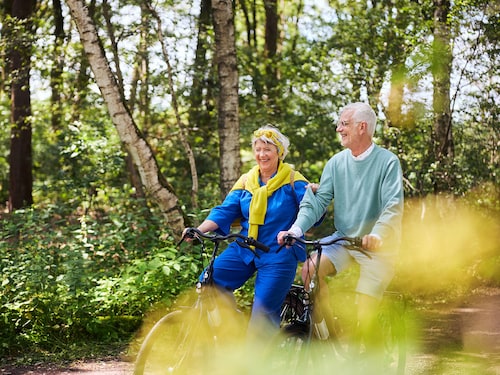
[{"x1": 337, "y1": 120, "x2": 361, "y2": 128}]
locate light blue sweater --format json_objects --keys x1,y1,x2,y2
[{"x1": 295, "y1": 145, "x2": 404, "y2": 252}]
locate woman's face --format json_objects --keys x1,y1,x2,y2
[{"x1": 253, "y1": 139, "x2": 279, "y2": 175}]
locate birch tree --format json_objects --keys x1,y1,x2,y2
[{"x1": 65, "y1": 0, "x2": 185, "y2": 237}]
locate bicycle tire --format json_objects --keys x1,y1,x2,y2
[
  {"x1": 378, "y1": 294, "x2": 407, "y2": 375},
  {"x1": 277, "y1": 318, "x2": 339, "y2": 373},
  {"x1": 134, "y1": 308, "x2": 210, "y2": 375},
  {"x1": 274, "y1": 286, "x2": 312, "y2": 372},
  {"x1": 330, "y1": 292, "x2": 407, "y2": 375},
  {"x1": 275, "y1": 285, "x2": 336, "y2": 373}
]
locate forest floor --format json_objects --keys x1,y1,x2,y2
[{"x1": 1, "y1": 286, "x2": 499, "y2": 375}]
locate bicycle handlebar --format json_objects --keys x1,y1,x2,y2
[
  {"x1": 280, "y1": 234, "x2": 372, "y2": 259},
  {"x1": 182, "y1": 227, "x2": 270, "y2": 252}
]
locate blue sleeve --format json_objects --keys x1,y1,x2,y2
[
  {"x1": 292, "y1": 180, "x2": 308, "y2": 207},
  {"x1": 206, "y1": 190, "x2": 244, "y2": 235}
]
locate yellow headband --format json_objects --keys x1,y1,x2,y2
[{"x1": 253, "y1": 129, "x2": 284, "y2": 158}]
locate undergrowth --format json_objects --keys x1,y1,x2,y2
[{"x1": 0, "y1": 200, "x2": 203, "y2": 364}]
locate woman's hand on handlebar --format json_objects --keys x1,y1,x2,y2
[
  {"x1": 307, "y1": 183, "x2": 320, "y2": 193},
  {"x1": 182, "y1": 228, "x2": 195, "y2": 242},
  {"x1": 182, "y1": 220, "x2": 219, "y2": 242}
]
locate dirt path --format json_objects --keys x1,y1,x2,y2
[
  {"x1": 406, "y1": 288, "x2": 500, "y2": 375},
  {"x1": 2, "y1": 288, "x2": 499, "y2": 375},
  {"x1": 0, "y1": 360, "x2": 132, "y2": 375}
]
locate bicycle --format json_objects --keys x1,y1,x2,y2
[
  {"x1": 133, "y1": 227, "x2": 270, "y2": 375},
  {"x1": 276, "y1": 234, "x2": 407, "y2": 375}
]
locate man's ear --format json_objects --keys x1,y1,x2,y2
[{"x1": 359, "y1": 121, "x2": 367, "y2": 133}]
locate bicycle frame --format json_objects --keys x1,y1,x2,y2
[
  {"x1": 134, "y1": 228, "x2": 269, "y2": 375},
  {"x1": 277, "y1": 234, "x2": 407, "y2": 374},
  {"x1": 279, "y1": 235, "x2": 363, "y2": 341}
]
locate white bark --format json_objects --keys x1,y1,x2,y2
[{"x1": 65, "y1": 0, "x2": 185, "y2": 238}]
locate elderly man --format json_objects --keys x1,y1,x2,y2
[{"x1": 278, "y1": 102, "x2": 404, "y2": 360}]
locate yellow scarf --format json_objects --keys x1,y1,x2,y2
[{"x1": 231, "y1": 162, "x2": 308, "y2": 240}]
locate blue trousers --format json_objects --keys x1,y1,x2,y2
[{"x1": 202, "y1": 243, "x2": 298, "y2": 328}]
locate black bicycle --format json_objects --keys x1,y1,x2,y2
[
  {"x1": 276, "y1": 234, "x2": 407, "y2": 375},
  {"x1": 133, "y1": 227, "x2": 269, "y2": 375}
]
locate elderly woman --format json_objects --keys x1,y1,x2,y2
[{"x1": 185, "y1": 125, "x2": 314, "y2": 330}]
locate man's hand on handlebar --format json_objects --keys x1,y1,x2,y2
[
  {"x1": 362, "y1": 234, "x2": 383, "y2": 251},
  {"x1": 277, "y1": 230, "x2": 297, "y2": 246},
  {"x1": 277, "y1": 225, "x2": 303, "y2": 246},
  {"x1": 278, "y1": 230, "x2": 383, "y2": 252}
]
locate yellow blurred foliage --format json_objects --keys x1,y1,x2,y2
[{"x1": 397, "y1": 195, "x2": 500, "y2": 296}]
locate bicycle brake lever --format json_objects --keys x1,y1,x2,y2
[
  {"x1": 345, "y1": 243, "x2": 372, "y2": 259},
  {"x1": 343, "y1": 237, "x2": 372, "y2": 258},
  {"x1": 176, "y1": 233, "x2": 189, "y2": 247},
  {"x1": 277, "y1": 236, "x2": 295, "y2": 253},
  {"x1": 359, "y1": 248, "x2": 372, "y2": 259},
  {"x1": 177, "y1": 228, "x2": 201, "y2": 247}
]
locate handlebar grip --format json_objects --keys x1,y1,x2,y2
[
  {"x1": 247, "y1": 238, "x2": 270, "y2": 252},
  {"x1": 353, "y1": 237, "x2": 363, "y2": 247},
  {"x1": 283, "y1": 234, "x2": 296, "y2": 246},
  {"x1": 184, "y1": 227, "x2": 197, "y2": 238}
]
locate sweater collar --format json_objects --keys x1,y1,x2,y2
[{"x1": 351, "y1": 143, "x2": 374, "y2": 161}]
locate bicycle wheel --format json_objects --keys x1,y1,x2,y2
[
  {"x1": 274, "y1": 286, "x2": 311, "y2": 373},
  {"x1": 277, "y1": 315, "x2": 338, "y2": 373},
  {"x1": 329, "y1": 292, "x2": 407, "y2": 375},
  {"x1": 134, "y1": 308, "x2": 211, "y2": 375},
  {"x1": 378, "y1": 293, "x2": 407, "y2": 375}
]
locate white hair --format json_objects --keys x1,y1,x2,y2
[{"x1": 341, "y1": 102, "x2": 377, "y2": 136}]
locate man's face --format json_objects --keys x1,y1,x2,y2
[{"x1": 336, "y1": 110, "x2": 361, "y2": 149}]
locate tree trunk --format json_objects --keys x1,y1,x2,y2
[
  {"x1": 264, "y1": 0, "x2": 279, "y2": 105},
  {"x1": 51, "y1": 0, "x2": 64, "y2": 132},
  {"x1": 6, "y1": 0, "x2": 36, "y2": 211},
  {"x1": 104, "y1": 0, "x2": 146, "y2": 200},
  {"x1": 212, "y1": 0, "x2": 241, "y2": 198},
  {"x1": 65, "y1": 0, "x2": 185, "y2": 238},
  {"x1": 239, "y1": 0, "x2": 262, "y2": 98},
  {"x1": 432, "y1": 0, "x2": 454, "y2": 192},
  {"x1": 189, "y1": 0, "x2": 215, "y2": 134}
]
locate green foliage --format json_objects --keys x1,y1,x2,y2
[
  {"x1": 0, "y1": 199, "x2": 200, "y2": 361},
  {"x1": 0, "y1": 0, "x2": 498, "y2": 366}
]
